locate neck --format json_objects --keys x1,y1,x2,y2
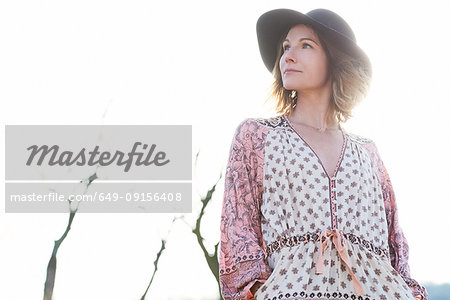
[{"x1": 289, "y1": 88, "x2": 338, "y2": 130}]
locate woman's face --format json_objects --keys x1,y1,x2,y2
[{"x1": 279, "y1": 24, "x2": 331, "y2": 94}]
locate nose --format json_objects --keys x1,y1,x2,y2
[{"x1": 284, "y1": 49, "x2": 296, "y2": 64}]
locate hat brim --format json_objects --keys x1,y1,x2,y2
[{"x1": 256, "y1": 9, "x2": 371, "y2": 76}]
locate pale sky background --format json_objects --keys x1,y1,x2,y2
[{"x1": 1, "y1": 0, "x2": 449, "y2": 299}]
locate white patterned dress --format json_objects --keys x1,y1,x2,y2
[{"x1": 219, "y1": 116, "x2": 427, "y2": 300}]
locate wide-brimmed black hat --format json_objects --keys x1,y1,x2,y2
[{"x1": 256, "y1": 8, "x2": 371, "y2": 76}]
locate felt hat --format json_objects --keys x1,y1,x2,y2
[{"x1": 256, "y1": 8, "x2": 371, "y2": 76}]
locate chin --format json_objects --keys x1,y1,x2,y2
[
  {"x1": 283, "y1": 82, "x2": 302, "y2": 91},
  {"x1": 282, "y1": 79, "x2": 303, "y2": 91}
]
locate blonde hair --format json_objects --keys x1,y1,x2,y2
[{"x1": 266, "y1": 24, "x2": 372, "y2": 124}]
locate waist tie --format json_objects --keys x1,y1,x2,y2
[{"x1": 315, "y1": 229, "x2": 364, "y2": 296}]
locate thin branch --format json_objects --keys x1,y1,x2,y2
[
  {"x1": 43, "y1": 173, "x2": 97, "y2": 300},
  {"x1": 140, "y1": 239, "x2": 166, "y2": 300},
  {"x1": 192, "y1": 174, "x2": 222, "y2": 282},
  {"x1": 140, "y1": 216, "x2": 179, "y2": 300},
  {"x1": 190, "y1": 150, "x2": 224, "y2": 299}
]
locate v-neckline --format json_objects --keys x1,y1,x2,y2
[{"x1": 283, "y1": 115, "x2": 347, "y2": 179}]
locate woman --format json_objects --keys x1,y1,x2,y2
[{"x1": 219, "y1": 8, "x2": 428, "y2": 300}]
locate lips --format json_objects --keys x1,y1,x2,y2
[{"x1": 284, "y1": 68, "x2": 301, "y2": 74}]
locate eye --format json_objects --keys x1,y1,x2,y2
[
  {"x1": 302, "y1": 43, "x2": 312, "y2": 49},
  {"x1": 282, "y1": 44, "x2": 290, "y2": 51}
]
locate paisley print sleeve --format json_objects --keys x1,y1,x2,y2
[
  {"x1": 219, "y1": 118, "x2": 272, "y2": 300},
  {"x1": 364, "y1": 141, "x2": 428, "y2": 300}
]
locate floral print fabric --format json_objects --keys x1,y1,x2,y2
[{"x1": 219, "y1": 116, "x2": 427, "y2": 300}]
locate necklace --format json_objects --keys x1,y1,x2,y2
[{"x1": 286, "y1": 116, "x2": 341, "y2": 132}]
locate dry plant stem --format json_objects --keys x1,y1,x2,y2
[
  {"x1": 43, "y1": 172, "x2": 97, "y2": 300},
  {"x1": 140, "y1": 239, "x2": 166, "y2": 300},
  {"x1": 191, "y1": 149, "x2": 223, "y2": 299},
  {"x1": 140, "y1": 215, "x2": 181, "y2": 299},
  {"x1": 43, "y1": 209, "x2": 76, "y2": 300},
  {"x1": 193, "y1": 176, "x2": 221, "y2": 282},
  {"x1": 180, "y1": 150, "x2": 224, "y2": 298}
]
